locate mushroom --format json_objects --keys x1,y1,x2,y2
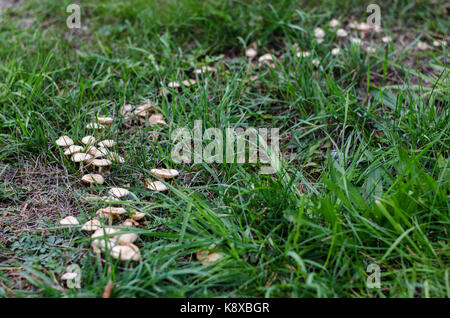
[
  {"x1": 356, "y1": 22, "x2": 370, "y2": 31},
  {"x1": 108, "y1": 187, "x2": 129, "y2": 198},
  {"x1": 71, "y1": 153, "x2": 93, "y2": 172},
  {"x1": 81, "y1": 174, "x2": 104, "y2": 190},
  {"x1": 61, "y1": 272, "x2": 78, "y2": 281},
  {"x1": 131, "y1": 211, "x2": 145, "y2": 221},
  {"x1": 81, "y1": 136, "x2": 96, "y2": 146},
  {"x1": 331, "y1": 47, "x2": 340, "y2": 56},
  {"x1": 97, "y1": 140, "x2": 115, "y2": 148},
  {"x1": 86, "y1": 123, "x2": 105, "y2": 130},
  {"x1": 117, "y1": 231, "x2": 138, "y2": 245},
  {"x1": 382, "y1": 36, "x2": 392, "y2": 43},
  {"x1": 87, "y1": 146, "x2": 104, "y2": 158},
  {"x1": 167, "y1": 81, "x2": 181, "y2": 89},
  {"x1": 258, "y1": 53, "x2": 274, "y2": 67},
  {"x1": 111, "y1": 243, "x2": 141, "y2": 262},
  {"x1": 81, "y1": 219, "x2": 101, "y2": 231},
  {"x1": 194, "y1": 66, "x2": 216, "y2": 74},
  {"x1": 314, "y1": 27, "x2": 325, "y2": 39},
  {"x1": 181, "y1": 79, "x2": 196, "y2": 87},
  {"x1": 148, "y1": 114, "x2": 166, "y2": 126},
  {"x1": 134, "y1": 101, "x2": 153, "y2": 118},
  {"x1": 91, "y1": 227, "x2": 119, "y2": 251},
  {"x1": 145, "y1": 180, "x2": 168, "y2": 192},
  {"x1": 64, "y1": 145, "x2": 84, "y2": 156},
  {"x1": 97, "y1": 117, "x2": 113, "y2": 126},
  {"x1": 417, "y1": 41, "x2": 428, "y2": 50},
  {"x1": 196, "y1": 250, "x2": 224, "y2": 266},
  {"x1": 150, "y1": 168, "x2": 179, "y2": 179},
  {"x1": 312, "y1": 58, "x2": 320, "y2": 67},
  {"x1": 121, "y1": 104, "x2": 133, "y2": 119},
  {"x1": 296, "y1": 51, "x2": 310, "y2": 58},
  {"x1": 96, "y1": 207, "x2": 127, "y2": 224},
  {"x1": 56, "y1": 136, "x2": 74, "y2": 148},
  {"x1": 350, "y1": 37, "x2": 362, "y2": 45},
  {"x1": 91, "y1": 158, "x2": 112, "y2": 173},
  {"x1": 336, "y1": 28, "x2": 348, "y2": 38},
  {"x1": 329, "y1": 19, "x2": 340, "y2": 28},
  {"x1": 60, "y1": 216, "x2": 79, "y2": 226}
]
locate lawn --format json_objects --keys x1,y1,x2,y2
[{"x1": 0, "y1": 0, "x2": 448, "y2": 298}]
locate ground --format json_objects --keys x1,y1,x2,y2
[{"x1": 0, "y1": 0, "x2": 448, "y2": 298}]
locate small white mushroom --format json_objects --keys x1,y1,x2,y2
[
  {"x1": 182, "y1": 79, "x2": 196, "y2": 87},
  {"x1": 382, "y1": 36, "x2": 392, "y2": 43},
  {"x1": 56, "y1": 136, "x2": 74, "y2": 147},
  {"x1": 329, "y1": 19, "x2": 340, "y2": 28},
  {"x1": 196, "y1": 250, "x2": 224, "y2": 266},
  {"x1": 97, "y1": 140, "x2": 115, "y2": 148},
  {"x1": 150, "y1": 168, "x2": 179, "y2": 179},
  {"x1": 194, "y1": 66, "x2": 216, "y2": 74},
  {"x1": 60, "y1": 216, "x2": 79, "y2": 226},
  {"x1": 71, "y1": 153, "x2": 93, "y2": 163},
  {"x1": 314, "y1": 27, "x2": 325, "y2": 39},
  {"x1": 296, "y1": 51, "x2": 310, "y2": 58},
  {"x1": 148, "y1": 114, "x2": 166, "y2": 126},
  {"x1": 168, "y1": 81, "x2": 181, "y2": 89},
  {"x1": 61, "y1": 272, "x2": 78, "y2": 281},
  {"x1": 131, "y1": 211, "x2": 145, "y2": 221},
  {"x1": 417, "y1": 41, "x2": 428, "y2": 50},
  {"x1": 64, "y1": 145, "x2": 84, "y2": 156},
  {"x1": 146, "y1": 180, "x2": 168, "y2": 192},
  {"x1": 245, "y1": 48, "x2": 257, "y2": 59},
  {"x1": 134, "y1": 101, "x2": 153, "y2": 117},
  {"x1": 336, "y1": 28, "x2": 348, "y2": 38},
  {"x1": 356, "y1": 22, "x2": 370, "y2": 31},
  {"x1": 108, "y1": 187, "x2": 130, "y2": 198},
  {"x1": 312, "y1": 58, "x2": 320, "y2": 67},
  {"x1": 121, "y1": 104, "x2": 133, "y2": 118},
  {"x1": 81, "y1": 219, "x2": 101, "y2": 231},
  {"x1": 91, "y1": 228, "x2": 119, "y2": 251},
  {"x1": 331, "y1": 47, "x2": 340, "y2": 56},
  {"x1": 86, "y1": 123, "x2": 105, "y2": 130},
  {"x1": 117, "y1": 231, "x2": 138, "y2": 245},
  {"x1": 81, "y1": 136, "x2": 96, "y2": 146}
]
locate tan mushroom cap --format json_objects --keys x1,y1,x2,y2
[
  {"x1": 81, "y1": 218, "x2": 101, "y2": 231},
  {"x1": 121, "y1": 104, "x2": 133, "y2": 118},
  {"x1": 81, "y1": 136, "x2": 96, "y2": 145},
  {"x1": 97, "y1": 117, "x2": 113, "y2": 125},
  {"x1": 108, "y1": 187, "x2": 129, "y2": 198},
  {"x1": 196, "y1": 250, "x2": 224, "y2": 266},
  {"x1": 81, "y1": 174, "x2": 105, "y2": 185},
  {"x1": 97, "y1": 140, "x2": 115, "y2": 148},
  {"x1": 56, "y1": 136, "x2": 74, "y2": 147},
  {"x1": 117, "y1": 231, "x2": 138, "y2": 245},
  {"x1": 64, "y1": 145, "x2": 84, "y2": 156},
  {"x1": 131, "y1": 211, "x2": 145, "y2": 221},
  {"x1": 314, "y1": 27, "x2": 325, "y2": 38},
  {"x1": 329, "y1": 19, "x2": 340, "y2": 28},
  {"x1": 91, "y1": 228, "x2": 119, "y2": 251},
  {"x1": 356, "y1": 22, "x2": 370, "y2": 31},
  {"x1": 71, "y1": 153, "x2": 93, "y2": 162},
  {"x1": 148, "y1": 114, "x2": 166, "y2": 125},
  {"x1": 167, "y1": 81, "x2": 181, "y2": 89},
  {"x1": 86, "y1": 122, "x2": 105, "y2": 130},
  {"x1": 60, "y1": 216, "x2": 79, "y2": 226},
  {"x1": 91, "y1": 158, "x2": 112, "y2": 167},
  {"x1": 111, "y1": 243, "x2": 141, "y2": 262},
  {"x1": 145, "y1": 180, "x2": 168, "y2": 192},
  {"x1": 336, "y1": 28, "x2": 348, "y2": 37},
  {"x1": 96, "y1": 207, "x2": 127, "y2": 217},
  {"x1": 87, "y1": 146, "x2": 104, "y2": 158},
  {"x1": 134, "y1": 101, "x2": 153, "y2": 117},
  {"x1": 181, "y1": 79, "x2": 196, "y2": 87},
  {"x1": 258, "y1": 53, "x2": 274, "y2": 63},
  {"x1": 150, "y1": 168, "x2": 179, "y2": 179}
]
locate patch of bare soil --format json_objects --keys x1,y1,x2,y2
[{"x1": 0, "y1": 157, "x2": 79, "y2": 245}]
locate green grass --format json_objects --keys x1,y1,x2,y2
[{"x1": 0, "y1": 0, "x2": 448, "y2": 297}]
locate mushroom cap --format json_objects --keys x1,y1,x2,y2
[
  {"x1": 81, "y1": 174, "x2": 104, "y2": 185},
  {"x1": 133, "y1": 101, "x2": 153, "y2": 117},
  {"x1": 91, "y1": 228, "x2": 119, "y2": 251},
  {"x1": 97, "y1": 117, "x2": 113, "y2": 125},
  {"x1": 117, "y1": 231, "x2": 138, "y2": 245},
  {"x1": 148, "y1": 114, "x2": 166, "y2": 125},
  {"x1": 97, "y1": 140, "x2": 115, "y2": 148},
  {"x1": 111, "y1": 243, "x2": 141, "y2": 262},
  {"x1": 258, "y1": 53, "x2": 273, "y2": 63},
  {"x1": 61, "y1": 272, "x2": 78, "y2": 280},
  {"x1": 356, "y1": 22, "x2": 370, "y2": 31},
  {"x1": 150, "y1": 168, "x2": 179, "y2": 179},
  {"x1": 329, "y1": 19, "x2": 340, "y2": 28},
  {"x1": 181, "y1": 79, "x2": 196, "y2": 87},
  {"x1": 96, "y1": 207, "x2": 127, "y2": 217},
  {"x1": 296, "y1": 51, "x2": 310, "y2": 58},
  {"x1": 145, "y1": 180, "x2": 168, "y2": 192},
  {"x1": 167, "y1": 81, "x2": 181, "y2": 88},
  {"x1": 64, "y1": 145, "x2": 84, "y2": 156},
  {"x1": 336, "y1": 28, "x2": 348, "y2": 37},
  {"x1": 86, "y1": 122, "x2": 105, "y2": 129},
  {"x1": 81, "y1": 219, "x2": 101, "y2": 231},
  {"x1": 56, "y1": 136, "x2": 74, "y2": 147},
  {"x1": 60, "y1": 216, "x2": 79, "y2": 226},
  {"x1": 121, "y1": 104, "x2": 133, "y2": 118},
  {"x1": 91, "y1": 158, "x2": 112, "y2": 167},
  {"x1": 314, "y1": 27, "x2": 325, "y2": 38},
  {"x1": 245, "y1": 47, "x2": 257, "y2": 58},
  {"x1": 131, "y1": 211, "x2": 145, "y2": 221},
  {"x1": 87, "y1": 146, "x2": 104, "y2": 158},
  {"x1": 108, "y1": 187, "x2": 129, "y2": 198},
  {"x1": 331, "y1": 47, "x2": 340, "y2": 56},
  {"x1": 196, "y1": 250, "x2": 224, "y2": 266},
  {"x1": 81, "y1": 136, "x2": 96, "y2": 145},
  {"x1": 350, "y1": 37, "x2": 362, "y2": 45},
  {"x1": 71, "y1": 153, "x2": 93, "y2": 162},
  {"x1": 194, "y1": 66, "x2": 216, "y2": 74},
  {"x1": 382, "y1": 36, "x2": 392, "y2": 43}
]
